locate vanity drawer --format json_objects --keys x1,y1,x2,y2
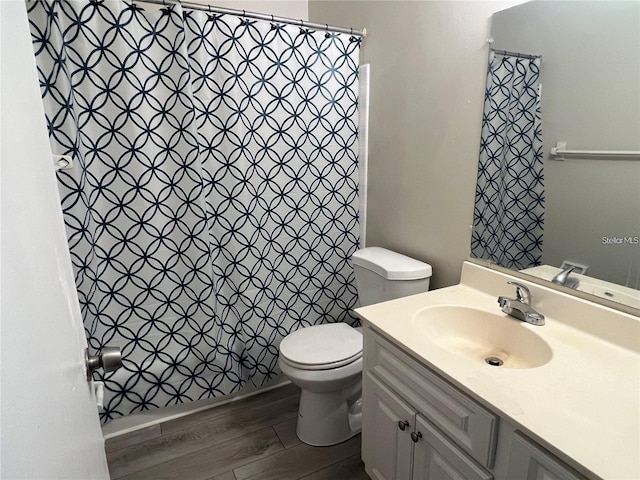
[{"x1": 365, "y1": 328, "x2": 499, "y2": 469}]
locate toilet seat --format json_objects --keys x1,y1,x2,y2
[{"x1": 279, "y1": 323, "x2": 362, "y2": 371}]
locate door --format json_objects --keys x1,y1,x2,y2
[
  {"x1": 362, "y1": 373, "x2": 415, "y2": 480},
  {"x1": 0, "y1": 1, "x2": 110, "y2": 478},
  {"x1": 505, "y1": 432, "x2": 584, "y2": 480},
  {"x1": 412, "y1": 417, "x2": 492, "y2": 480}
]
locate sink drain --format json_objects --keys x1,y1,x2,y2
[{"x1": 485, "y1": 356, "x2": 504, "y2": 367}]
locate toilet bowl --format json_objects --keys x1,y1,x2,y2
[
  {"x1": 278, "y1": 247, "x2": 432, "y2": 446},
  {"x1": 279, "y1": 323, "x2": 363, "y2": 446}
]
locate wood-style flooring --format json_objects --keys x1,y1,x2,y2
[{"x1": 105, "y1": 383, "x2": 370, "y2": 480}]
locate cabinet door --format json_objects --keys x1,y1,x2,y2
[
  {"x1": 363, "y1": 373, "x2": 415, "y2": 480},
  {"x1": 412, "y1": 416, "x2": 493, "y2": 480},
  {"x1": 506, "y1": 432, "x2": 586, "y2": 480}
]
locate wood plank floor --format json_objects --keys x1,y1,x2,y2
[{"x1": 105, "y1": 384, "x2": 370, "y2": 480}]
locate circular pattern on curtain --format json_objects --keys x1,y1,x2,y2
[
  {"x1": 27, "y1": 0, "x2": 361, "y2": 422},
  {"x1": 472, "y1": 52, "x2": 544, "y2": 270}
]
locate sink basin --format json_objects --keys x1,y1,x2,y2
[{"x1": 412, "y1": 305, "x2": 552, "y2": 369}]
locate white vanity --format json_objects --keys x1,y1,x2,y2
[{"x1": 355, "y1": 262, "x2": 639, "y2": 480}]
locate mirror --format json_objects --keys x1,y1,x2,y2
[{"x1": 473, "y1": 0, "x2": 640, "y2": 310}]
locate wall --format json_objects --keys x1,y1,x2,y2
[
  {"x1": 491, "y1": 1, "x2": 640, "y2": 288},
  {"x1": 308, "y1": 0, "x2": 521, "y2": 288}
]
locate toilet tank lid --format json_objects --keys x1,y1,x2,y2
[{"x1": 352, "y1": 247, "x2": 432, "y2": 280}]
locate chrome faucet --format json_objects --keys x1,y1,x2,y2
[
  {"x1": 497, "y1": 281, "x2": 545, "y2": 326},
  {"x1": 552, "y1": 266, "x2": 580, "y2": 289}
]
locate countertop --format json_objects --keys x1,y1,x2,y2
[{"x1": 355, "y1": 262, "x2": 640, "y2": 480}]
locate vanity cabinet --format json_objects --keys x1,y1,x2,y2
[
  {"x1": 362, "y1": 327, "x2": 587, "y2": 480},
  {"x1": 362, "y1": 328, "x2": 497, "y2": 480},
  {"x1": 364, "y1": 374, "x2": 492, "y2": 480}
]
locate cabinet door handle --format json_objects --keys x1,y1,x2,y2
[
  {"x1": 397, "y1": 420, "x2": 410, "y2": 431},
  {"x1": 411, "y1": 431, "x2": 423, "y2": 443}
]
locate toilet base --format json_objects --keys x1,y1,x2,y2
[{"x1": 295, "y1": 381, "x2": 362, "y2": 446}]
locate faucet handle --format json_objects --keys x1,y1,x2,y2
[
  {"x1": 507, "y1": 281, "x2": 530, "y2": 305},
  {"x1": 552, "y1": 265, "x2": 577, "y2": 286}
]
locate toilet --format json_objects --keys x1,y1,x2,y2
[{"x1": 279, "y1": 247, "x2": 432, "y2": 446}]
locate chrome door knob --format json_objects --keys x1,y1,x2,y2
[{"x1": 85, "y1": 347, "x2": 122, "y2": 380}]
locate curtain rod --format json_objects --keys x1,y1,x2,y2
[
  {"x1": 134, "y1": 0, "x2": 367, "y2": 38},
  {"x1": 491, "y1": 48, "x2": 541, "y2": 60}
]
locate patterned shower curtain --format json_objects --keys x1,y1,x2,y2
[
  {"x1": 27, "y1": 0, "x2": 360, "y2": 422},
  {"x1": 471, "y1": 51, "x2": 544, "y2": 270}
]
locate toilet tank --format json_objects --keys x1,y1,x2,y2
[{"x1": 352, "y1": 247, "x2": 432, "y2": 307}]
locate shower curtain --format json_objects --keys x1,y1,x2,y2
[
  {"x1": 27, "y1": 0, "x2": 361, "y2": 422},
  {"x1": 471, "y1": 51, "x2": 544, "y2": 270}
]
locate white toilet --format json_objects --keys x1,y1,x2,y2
[{"x1": 279, "y1": 247, "x2": 432, "y2": 446}]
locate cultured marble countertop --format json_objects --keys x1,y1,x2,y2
[{"x1": 355, "y1": 261, "x2": 640, "y2": 480}]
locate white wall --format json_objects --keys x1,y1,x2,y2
[
  {"x1": 309, "y1": 0, "x2": 522, "y2": 288},
  {"x1": 491, "y1": 1, "x2": 640, "y2": 287}
]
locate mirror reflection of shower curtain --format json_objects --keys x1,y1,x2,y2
[
  {"x1": 472, "y1": 51, "x2": 544, "y2": 270},
  {"x1": 27, "y1": 1, "x2": 361, "y2": 422}
]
